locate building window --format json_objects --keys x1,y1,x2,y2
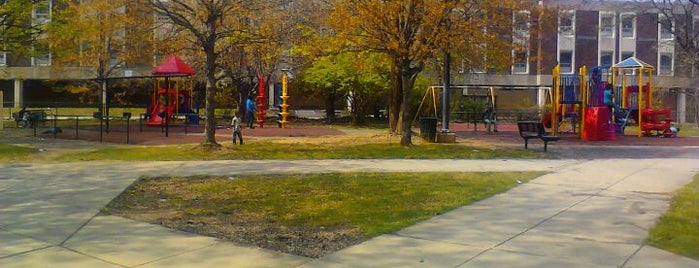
[
  {"x1": 621, "y1": 14, "x2": 635, "y2": 38},
  {"x1": 659, "y1": 15, "x2": 674, "y2": 40},
  {"x1": 33, "y1": 43, "x2": 51, "y2": 66},
  {"x1": 621, "y1": 51, "x2": 634, "y2": 60},
  {"x1": 659, "y1": 53, "x2": 673, "y2": 75},
  {"x1": 513, "y1": 50, "x2": 528, "y2": 74},
  {"x1": 559, "y1": 11, "x2": 575, "y2": 36},
  {"x1": 32, "y1": 0, "x2": 51, "y2": 25},
  {"x1": 513, "y1": 11, "x2": 530, "y2": 37},
  {"x1": 559, "y1": 50, "x2": 573, "y2": 74},
  {"x1": 600, "y1": 51, "x2": 614, "y2": 68},
  {"x1": 0, "y1": 40, "x2": 5, "y2": 66},
  {"x1": 600, "y1": 13, "x2": 614, "y2": 38}
]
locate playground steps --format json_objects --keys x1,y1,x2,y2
[
  {"x1": 615, "y1": 107, "x2": 633, "y2": 135},
  {"x1": 640, "y1": 108, "x2": 673, "y2": 137}
]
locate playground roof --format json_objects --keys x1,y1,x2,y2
[
  {"x1": 613, "y1": 57, "x2": 654, "y2": 69},
  {"x1": 152, "y1": 55, "x2": 196, "y2": 76}
]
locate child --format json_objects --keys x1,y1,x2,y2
[
  {"x1": 603, "y1": 85, "x2": 614, "y2": 120},
  {"x1": 231, "y1": 114, "x2": 243, "y2": 145}
]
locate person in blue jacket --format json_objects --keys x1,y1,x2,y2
[
  {"x1": 603, "y1": 84, "x2": 614, "y2": 120},
  {"x1": 245, "y1": 96, "x2": 255, "y2": 129}
]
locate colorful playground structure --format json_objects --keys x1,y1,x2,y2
[
  {"x1": 279, "y1": 73, "x2": 290, "y2": 128},
  {"x1": 147, "y1": 55, "x2": 197, "y2": 126},
  {"x1": 256, "y1": 76, "x2": 266, "y2": 128},
  {"x1": 612, "y1": 57, "x2": 674, "y2": 137},
  {"x1": 547, "y1": 57, "x2": 676, "y2": 140}
]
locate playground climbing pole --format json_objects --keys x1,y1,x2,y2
[
  {"x1": 280, "y1": 73, "x2": 290, "y2": 128},
  {"x1": 256, "y1": 76, "x2": 266, "y2": 128}
]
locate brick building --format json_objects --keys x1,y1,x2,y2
[{"x1": 453, "y1": 0, "x2": 696, "y2": 123}]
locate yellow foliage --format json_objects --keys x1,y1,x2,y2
[{"x1": 48, "y1": 0, "x2": 151, "y2": 78}]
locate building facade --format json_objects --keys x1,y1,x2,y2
[{"x1": 454, "y1": 0, "x2": 695, "y2": 123}]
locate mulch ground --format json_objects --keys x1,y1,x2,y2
[
  {"x1": 29, "y1": 123, "x2": 346, "y2": 145},
  {"x1": 450, "y1": 122, "x2": 699, "y2": 147},
  {"x1": 19, "y1": 121, "x2": 699, "y2": 147}
]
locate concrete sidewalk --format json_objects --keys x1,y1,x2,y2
[{"x1": 1, "y1": 155, "x2": 698, "y2": 267}]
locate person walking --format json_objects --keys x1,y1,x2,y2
[
  {"x1": 483, "y1": 98, "x2": 498, "y2": 133},
  {"x1": 245, "y1": 96, "x2": 255, "y2": 129},
  {"x1": 231, "y1": 114, "x2": 243, "y2": 145},
  {"x1": 19, "y1": 107, "x2": 30, "y2": 128}
]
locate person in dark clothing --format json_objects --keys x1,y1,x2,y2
[
  {"x1": 19, "y1": 107, "x2": 30, "y2": 128},
  {"x1": 483, "y1": 99, "x2": 498, "y2": 133}
]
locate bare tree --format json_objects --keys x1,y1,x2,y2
[
  {"x1": 148, "y1": 0, "x2": 255, "y2": 146},
  {"x1": 653, "y1": 0, "x2": 699, "y2": 126}
]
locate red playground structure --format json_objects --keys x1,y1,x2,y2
[
  {"x1": 147, "y1": 55, "x2": 196, "y2": 126},
  {"x1": 612, "y1": 57, "x2": 675, "y2": 137}
]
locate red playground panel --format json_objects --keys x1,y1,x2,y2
[{"x1": 640, "y1": 107, "x2": 673, "y2": 137}]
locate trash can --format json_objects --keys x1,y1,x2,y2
[
  {"x1": 185, "y1": 114, "x2": 199, "y2": 125},
  {"x1": 420, "y1": 117, "x2": 438, "y2": 142}
]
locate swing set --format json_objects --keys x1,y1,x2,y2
[{"x1": 414, "y1": 85, "x2": 497, "y2": 132}]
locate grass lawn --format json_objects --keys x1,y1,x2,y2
[
  {"x1": 104, "y1": 171, "x2": 544, "y2": 257},
  {"x1": 647, "y1": 173, "x2": 699, "y2": 260},
  {"x1": 677, "y1": 123, "x2": 699, "y2": 137},
  {"x1": 0, "y1": 144, "x2": 37, "y2": 161}
]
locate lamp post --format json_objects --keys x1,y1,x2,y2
[
  {"x1": 123, "y1": 112, "x2": 131, "y2": 144},
  {"x1": 442, "y1": 51, "x2": 451, "y2": 132},
  {"x1": 537, "y1": 0, "x2": 545, "y2": 110}
]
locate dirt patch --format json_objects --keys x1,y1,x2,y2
[
  {"x1": 159, "y1": 217, "x2": 364, "y2": 258},
  {"x1": 106, "y1": 176, "x2": 367, "y2": 258}
]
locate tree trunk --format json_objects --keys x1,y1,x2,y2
[
  {"x1": 695, "y1": 88, "x2": 699, "y2": 127},
  {"x1": 203, "y1": 48, "x2": 219, "y2": 146},
  {"x1": 325, "y1": 88, "x2": 336, "y2": 124},
  {"x1": 399, "y1": 61, "x2": 419, "y2": 146},
  {"x1": 389, "y1": 64, "x2": 402, "y2": 134}
]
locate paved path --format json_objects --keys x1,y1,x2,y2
[{"x1": 1, "y1": 144, "x2": 698, "y2": 267}]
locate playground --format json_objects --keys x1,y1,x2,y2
[
  {"x1": 6, "y1": 54, "x2": 699, "y2": 151},
  {"x1": 18, "y1": 120, "x2": 698, "y2": 150}
]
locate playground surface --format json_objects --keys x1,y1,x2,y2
[{"x1": 24, "y1": 121, "x2": 699, "y2": 150}]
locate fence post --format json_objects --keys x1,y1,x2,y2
[
  {"x1": 53, "y1": 109, "x2": 58, "y2": 139},
  {"x1": 0, "y1": 91, "x2": 3, "y2": 131},
  {"x1": 75, "y1": 115, "x2": 79, "y2": 139}
]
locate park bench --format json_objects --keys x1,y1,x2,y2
[
  {"x1": 517, "y1": 121, "x2": 560, "y2": 152},
  {"x1": 454, "y1": 108, "x2": 486, "y2": 131},
  {"x1": 12, "y1": 110, "x2": 47, "y2": 128}
]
